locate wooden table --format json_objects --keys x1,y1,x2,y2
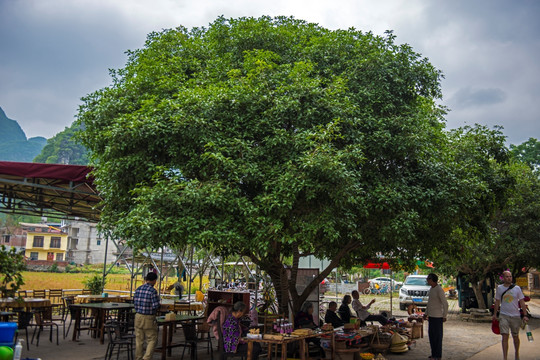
[
  {"x1": 74, "y1": 295, "x2": 132, "y2": 303},
  {"x1": 71, "y1": 302, "x2": 134, "y2": 344},
  {"x1": 160, "y1": 300, "x2": 204, "y2": 315},
  {"x1": 155, "y1": 314, "x2": 204, "y2": 360},
  {"x1": 0, "y1": 298, "x2": 51, "y2": 310},
  {"x1": 244, "y1": 330, "x2": 335, "y2": 360}
]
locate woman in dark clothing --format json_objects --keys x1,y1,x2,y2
[
  {"x1": 294, "y1": 302, "x2": 325, "y2": 357},
  {"x1": 338, "y1": 295, "x2": 353, "y2": 323},
  {"x1": 294, "y1": 302, "x2": 318, "y2": 329}
]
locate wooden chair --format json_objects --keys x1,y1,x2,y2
[
  {"x1": 82, "y1": 289, "x2": 92, "y2": 295},
  {"x1": 48, "y1": 289, "x2": 64, "y2": 316},
  {"x1": 17, "y1": 290, "x2": 28, "y2": 298},
  {"x1": 32, "y1": 289, "x2": 46, "y2": 298}
]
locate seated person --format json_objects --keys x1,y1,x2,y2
[
  {"x1": 294, "y1": 302, "x2": 325, "y2": 358},
  {"x1": 351, "y1": 290, "x2": 388, "y2": 326},
  {"x1": 294, "y1": 301, "x2": 319, "y2": 329},
  {"x1": 222, "y1": 301, "x2": 261, "y2": 360},
  {"x1": 338, "y1": 295, "x2": 354, "y2": 323},
  {"x1": 324, "y1": 301, "x2": 344, "y2": 328}
]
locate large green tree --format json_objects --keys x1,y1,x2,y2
[
  {"x1": 434, "y1": 126, "x2": 540, "y2": 309},
  {"x1": 79, "y1": 16, "x2": 470, "y2": 313},
  {"x1": 510, "y1": 137, "x2": 540, "y2": 171}
]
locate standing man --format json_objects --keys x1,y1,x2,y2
[
  {"x1": 492, "y1": 270, "x2": 529, "y2": 360},
  {"x1": 134, "y1": 272, "x2": 161, "y2": 360},
  {"x1": 424, "y1": 273, "x2": 448, "y2": 360},
  {"x1": 351, "y1": 290, "x2": 388, "y2": 325}
]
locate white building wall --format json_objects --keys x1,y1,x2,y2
[{"x1": 64, "y1": 220, "x2": 116, "y2": 265}]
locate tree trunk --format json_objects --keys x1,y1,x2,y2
[
  {"x1": 471, "y1": 281, "x2": 487, "y2": 309},
  {"x1": 265, "y1": 263, "x2": 290, "y2": 316}
]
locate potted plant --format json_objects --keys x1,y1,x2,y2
[{"x1": 83, "y1": 274, "x2": 106, "y2": 295}]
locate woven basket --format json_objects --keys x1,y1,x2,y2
[
  {"x1": 370, "y1": 343, "x2": 390, "y2": 352},
  {"x1": 370, "y1": 330, "x2": 390, "y2": 352}
]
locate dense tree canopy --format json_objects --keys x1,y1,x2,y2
[
  {"x1": 79, "y1": 16, "x2": 479, "y2": 312},
  {"x1": 434, "y1": 126, "x2": 540, "y2": 308},
  {"x1": 510, "y1": 137, "x2": 540, "y2": 171}
]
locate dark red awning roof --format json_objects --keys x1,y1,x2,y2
[{"x1": 0, "y1": 161, "x2": 101, "y2": 221}]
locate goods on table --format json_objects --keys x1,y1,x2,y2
[
  {"x1": 247, "y1": 328, "x2": 262, "y2": 339},
  {"x1": 273, "y1": 318, "x2": 293, "y2": 334},
  {"x1": 321, "y1": 323, "x2": 334, "y2": 331},
  {"x1": 263, "y1": 334, "x2": 284, "y2": 340},
  {"x1": 291, "y1": 329, "x2": 314, "y2": 336},
  {"x1": 389, "y1": 333, "x2": 408, "y2": 353},
  {"x1": 369, "y1": 330, "x2": 390, "y2": 352},
  {"x1": 359, "y1": 352, "x2": 374, "y2": 359}
]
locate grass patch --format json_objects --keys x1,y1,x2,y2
[{"x1": 20, "y1": 271, "x2": 210, "y2": 294}]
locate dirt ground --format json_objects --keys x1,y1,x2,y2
[
  {"x1": 384, "y1": 298, "x2": 540, "y2": 360},
  {"x1": 15, "y1": 298, "x2": 540, "y2": 360}
]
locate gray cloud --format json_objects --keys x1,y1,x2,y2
[
  {"x1": 450, "y1": 87, "x2": 507, "y2": 108},
  {"x1": 0, "y1": 0, "x2": 538, "y2": 145}
]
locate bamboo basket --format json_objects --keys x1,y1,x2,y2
[{"x1": 370, "y1": 331, "x2": 390, "y2": 352}]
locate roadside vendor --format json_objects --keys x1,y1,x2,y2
[
  {"x1": 351, "y1": 290, "x2": 388, "y2": 326},
  {"x1": 338, "y1": 295, "x2": 354, "y2": 323},
  {"x1": 324, "y1": 301, "x2": 345, "y2": 328},
  {"x1": 223, "y1": 301, "x2": 261, "y2": 360},
  {"x1": 294, "y1": 302, "x2": 325, "y2": 358}
]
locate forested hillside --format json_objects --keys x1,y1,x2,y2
[
  {"x1": 34, "y1": 122, "x2": 89, "y2": 165},
  {"x1": 0, "y1": 107, "x2": 46, "y2": 162}
]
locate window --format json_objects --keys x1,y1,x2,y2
[
  {"x1": 69, "y1": 238, "x2": 78, "y2": 250},
  {"x1": 56, "y1": 253, "x2": 63, "y2": 261},
  {"x1": 97, "y1": 240, "x2": 101, "y2": 245},
  {"x1": 50, "y1": 237, "x2": 61, "y2": 248},
  {"x1": 30, "y1": 252, "x2": 39, "y2": 260},
  {"x1": 2, "y1": 235, "x2": 9, "y2": 243},
  {"x1": 33, "y1": 236, "x2": 44, "y2": 247}
]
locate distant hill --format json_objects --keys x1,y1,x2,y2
[
  {"x1": 0, "y1": 107, "x2": 47, "y2": 162},
  {"x1": 34, "y1": 122, "x2": 89, "y2": 165}
]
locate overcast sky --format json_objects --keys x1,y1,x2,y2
[{"x1": 1, "y1": 0, "x2": 539, "y2": 144}]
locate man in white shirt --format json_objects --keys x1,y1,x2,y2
[
  {"x1": 351, "y1": 290, "x2": 388, "y2": 325},
  {"x1": 424, "y1": 273, "x2": 448, "y2": 360},
  {"x1": 492, "y1": 271, "x2": 529, "y2": 360}
]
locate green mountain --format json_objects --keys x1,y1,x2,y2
[
  {"x1": 0, "y1": 107, "x2": 47, "y2": 162},
  {"x1": 34, "y1": 122, "x2": 89, "y2": 165}
]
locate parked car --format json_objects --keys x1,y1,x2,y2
[
  {"x1": 399, "y1": 275, "x2": 430, "y2": 311},
  {"x1": 367, "y1": 277, "x2": 403, "y2": 290}
]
